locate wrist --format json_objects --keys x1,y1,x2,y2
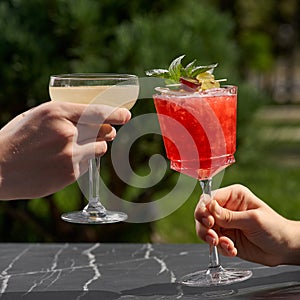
[
  {"x1": 282, "y1": 219, "x2": 300, "y2": 265},
  {"x1": 0, "y1": 134, "x2": 11, "y2": 200},
  {"x1": 0, "y1": 135, "x2": 3, "y2": 199}
]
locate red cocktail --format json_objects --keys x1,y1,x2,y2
[
  {"x1": 153, "y1": 86, "x2": 237, "y2": 180},
  {"x1": 147, "y1": 55, "x2": 252, "y2": 287}
]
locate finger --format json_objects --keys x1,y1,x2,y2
[
  {"x1": 209, "y1": 199, "x2": 252, "y2": 230},
  {"x1": 213, "y1": 184, "x2": 260, "y2": 210},
  {"x1": 65, "y1": 102, "x2": 131, "y2": 125},
  {"x1": 194, "y1": 196, "x2": 215, "y2": 228},
  {"x1": 75, "y1": 141, "x2": 108, "y2": 162},
  {"x1": 211, "y1": 185, "x2": 240, "y2": 208},
  {"x1": 43, "y1": 101, "x2": 131, "y2": 125},
  {"x1": 195, "y1": 220, "x2": 219, "y2": 246},
  {"x1": 96, "y1": 124, "x2": 116, "y2": 141},
  {"x1": 76, "y1": 124, "x2": 117, "y2": 144},
  {"x1": 217, "y1": 236, "x2": 238, "y2": 257}
]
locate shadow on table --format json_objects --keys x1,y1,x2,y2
[{"x1": 121, "y1": 270, "x2": 300, "y2": 299}]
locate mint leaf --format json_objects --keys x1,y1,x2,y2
[
  {"x1": 145, "y1": 56, "x2": 220, "y2": 86},
  {"x1": 168, "y1": 54, "x2": 185, "y2": 82},
  {"x1": 145, "y1": 69, "x2": 170, "y2": 78},
  {"x1": 190, "y1": 63, "x2": 218, "y2": 78},
  {"x1": 183, "y1": 59, "x2": 197, "y2": 77}
]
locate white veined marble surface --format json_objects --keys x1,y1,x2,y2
[{"x1": 0, "y1": 243, "x2": 299, "y2": 299}]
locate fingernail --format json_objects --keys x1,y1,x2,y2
[
  {"x1": 205, "y1": 235, "x2": 216, "y2": 246},
  {"x1": 202, "y1": 217, "x2": 211, "y2": 228},
  {"x1": 220, "y1": 242, "x2": 229, "y2": 252},
  {"x1": 221, "y1": 242, "x2": 237, "y2": 256}
]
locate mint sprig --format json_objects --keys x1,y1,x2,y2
[{"x1": 145, "y1": 55, "x2": 218, "y2": 84}]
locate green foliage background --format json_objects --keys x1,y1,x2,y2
[{"x1": 0, "y1": 0, "x2": 299, "y2": 242}]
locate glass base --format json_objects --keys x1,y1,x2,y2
[
  {"x1": 180, "y1": 265, "x2": 252, "y2": 287},
  {"x1": 61, "y1": 210, "x2": 128, "y2": 224}
]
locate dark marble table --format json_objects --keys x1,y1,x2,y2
[{"x1": 0, "y1": 243, "x2": 299, "y2": 299}]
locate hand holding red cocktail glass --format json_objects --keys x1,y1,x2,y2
[{"x1": 147, "y1": 56, "x2": 252, "y2": 287}]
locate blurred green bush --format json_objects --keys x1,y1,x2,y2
[{"x1": 0, "y1": 0, "x2": 271, "y2": 242}]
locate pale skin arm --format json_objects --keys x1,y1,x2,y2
[
  {"x1": 194, "y1": 184, "x2": 300, "y2": 266},
  {"x1": 0, "y1": 101, "x2": 131, "y2": 200}
]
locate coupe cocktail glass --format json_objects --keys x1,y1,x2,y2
[
  {"x1": 49, "y1": 73, "x2": 139, "y2": 224},
  {"x1": 153, "y1": 85, "x2": 252, "y2": 286}
]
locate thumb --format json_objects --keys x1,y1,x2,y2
[{"x1": 209, "y1": 200, "x2": 250, "y2": 230}]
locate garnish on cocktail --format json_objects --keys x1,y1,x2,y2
[{"x1": 146, "y1": 54, "x2": 226, "y2": 91}]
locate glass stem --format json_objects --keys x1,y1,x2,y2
[
  {"x1": 200, "y1": 179, "x2": 220, "y2": 268},
  {"x1": 87, "y1": 157, "x2": 106, "y2": 215}
]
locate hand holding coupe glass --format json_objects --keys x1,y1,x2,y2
[
  {"x1": 0, "y1": 101, "x2": 130, "y2": 200},
  {"x1": 49, "y1": 74, "x2": 139, "y2": 224}
]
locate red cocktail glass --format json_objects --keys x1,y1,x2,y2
[{"x1": 153, "y1": 85, "x2": 252, "y2": 287}]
